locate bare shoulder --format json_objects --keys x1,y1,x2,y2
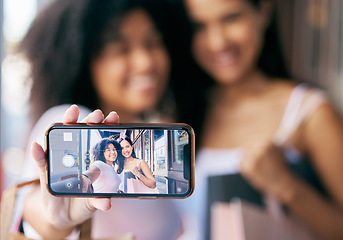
[
  {"x1": 305, "y1": 101, "x2": 343, "y2": 132},
  {"x1": 267, "y1": 79, "x2": 298, "y2": 98},
  {"x1": 303, "y1": 99, "x2": 343, "y2": 150},
  {"x1": 269, "y1": 79, "x2": 328, "y2": 102},
  {"x1": 261, "y1": 79, "x2": 298, "y2": 106},
  {"x1": 134, "y1": 158, "x2": 144, "y2": 166},
  {"x1": 270, "y1": 79, "x2": 297, "y2": 92}
]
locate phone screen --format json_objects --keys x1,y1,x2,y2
[{"x1": 46, "y1": 124, "x2": 194, "y2": 198}]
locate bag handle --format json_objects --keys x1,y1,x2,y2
[{"x1": 1, "y1": 179, "x2": 40, "y2": 240}]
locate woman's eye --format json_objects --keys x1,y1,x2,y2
[
  {"x1": 102, "y1": 43, "x2": 129, "y2": 56},
  {"x1": 222, "y1": 13, "x2": 242, "y2": 23}
]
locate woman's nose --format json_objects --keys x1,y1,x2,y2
[
  {"x1": 130, "y1": 49, "x2": 154, "y2": 74},
  {"x1": 206, "y1": 25, "x2": 227, "y2": 52}
]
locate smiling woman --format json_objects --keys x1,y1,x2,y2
[
  {"x1": 19, "y1": 0, "x2": 174, "y2": 124},
  {"x1": 14, "y1": 0, "x2": 184, "y2": 239},
  {"x1": 178, "y1": 0, "x2": 343, "y2": 239},
  {"x1": 82, "y1": 138, "x2": 122, "y2": 193},
  {"x1": 91, "y1": 8, "x2": 170, "y2": 118},
  {"x1": 117, "y1": 136, "x2": 157, "y2": 191}
]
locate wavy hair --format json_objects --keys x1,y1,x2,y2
[
  {"x1": 20, "y1": 0, "x2": 178, "y2": 123},
  {"x1": 92, "y1": 138, "x2": 125, "y2": 172}
]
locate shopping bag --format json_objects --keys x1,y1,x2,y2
[
  {"x1": 126, "y1": 177, "x2": 159, "y2": 194},
  {"x1": 211, "y1": 199, "x2": 317, "y2": 240}
]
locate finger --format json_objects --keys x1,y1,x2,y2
[
  {"x1": 81, "y1": 109, "x2": 104, "y2": 124},
  {"x1": 90, "y1": 198, "x2": 112, "y2": 212},
  {"x1": 31, "y1": 142, "x2": 47, "y2": 179},
  {"x1": 31, "y1": 142, "x2": 49, "y2": 195},
  {"x1": 63, "y1": 105, "x2": 80, "y2": 123},
  {"x1": 104, "y1": 111, "x2": 120, "y2": 124}
]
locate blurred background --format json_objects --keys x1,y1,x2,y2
[{"x1": 0, "y1": 0, "x2": 342, "y2": 194}]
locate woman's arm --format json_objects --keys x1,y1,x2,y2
[
  {"x1": 241, "y1": 103, "x2": 343, "y2": 239},
  {"x1": 281, "y1": 102, "x2": 343, "y2": 239},
  {"x1": 132, "y1": 160, "x2": 156, "y2": 189},
  {"x1": 83, "y1": 166, "x2": 101, "y2": 183}
]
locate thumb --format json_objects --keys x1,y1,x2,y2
[
  {"x1": 68, "y1": 198, "x2": 112, "y2": 224},
  {"x1": 90, "y1": 198, "x2": 112, "y2": 212},
  {"x1": 31, "y1": 142, "x2": 48, "y2": 188}
]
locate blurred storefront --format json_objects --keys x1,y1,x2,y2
[
  {"x1": 276, "y1": 0, "x2": 343, "y2": 111},
  {"x1": 130, "y1": 129, "x2": 190, "y2": 194}
]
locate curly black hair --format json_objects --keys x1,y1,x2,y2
[
  {"x1": 20, "y1": 0, "x2": 179, "y2": 123},
  {"x1": 92, "y1": 138, "x2": 125, "y2": 174}
]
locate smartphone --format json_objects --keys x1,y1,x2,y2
[{"x1": 45, "y1": 123, "x2": 195, "y2": 198}]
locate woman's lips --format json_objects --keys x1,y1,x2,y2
[
  {"x1": 209, "y1": 49, "x2": 239, "y2": 69},
  {"x1": 123, "y1": 151, "x2": 130, "y2": 157}
]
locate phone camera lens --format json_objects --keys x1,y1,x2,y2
[{"x1": 65, "y1": 181, "x2": 73, "y2": 189}]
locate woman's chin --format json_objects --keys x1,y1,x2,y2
[
  {"x1": 131, "y1": 102, "x2": 157, "y2": 114},
  {"x1": 212, "y1": 73, "x2": 244, "y2": 85},
  {"x1": 126, "y1": 94, "x2": 161, "y2": 114}
]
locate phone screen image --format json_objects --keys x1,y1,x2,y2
[{"x1": 46, "y1": 124, "x2": 194, "y2": 198}]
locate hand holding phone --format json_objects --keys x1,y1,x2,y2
[{"x1": 30, "y1": 106, "x2": 117, "y2": 230}]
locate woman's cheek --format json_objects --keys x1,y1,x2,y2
[{"x1": 156, "y1": 49, "x2": 170, "y2": 83}]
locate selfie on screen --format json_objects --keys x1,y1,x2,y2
[{"x1": 48, "y1": 127, "x2": 191, "y2": 196}]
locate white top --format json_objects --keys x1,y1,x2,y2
[
  {"x1": 178, "y1": 84, "x2": 328, "y2": 240},
  {"x1": 19, "y1": 104, "x2": 182, "y2": 240},
  {"x1": 91, "y1": 161, "x2": 121, "y2": 193}
]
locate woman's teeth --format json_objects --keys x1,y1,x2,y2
[{"x1": 128, "y1": 76, "x2": 157, "y2": 90}]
